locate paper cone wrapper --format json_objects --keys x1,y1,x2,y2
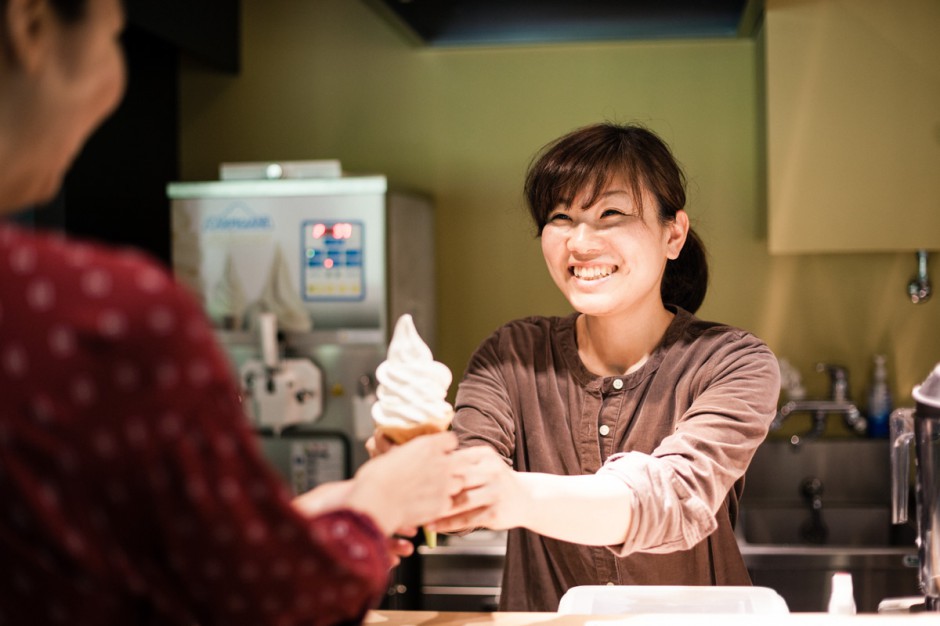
[
  {"x1": 375, "y1": 416, "x2": 452, "y2": 445},
  {"x1": 374, "y1": 415, "x2": 452, "y2": 550}
]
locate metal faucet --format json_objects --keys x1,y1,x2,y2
[{"x1": 771, "y1": 363, "x2": 866, "y2": 444}]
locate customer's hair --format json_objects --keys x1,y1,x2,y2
[
  {"x1": 523, "y1": 122, "x2": 708, "y2": 313},
  {"x1": 50, "y1": 0, "x2": 87, "y2": 21},
  {"x1": 0, "y1": 0, "x2": 87, "y2": 29}
]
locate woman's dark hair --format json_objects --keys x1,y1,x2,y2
[
  {"x1": 48, "y1": 0, "x2": 87, "y2": 22},
  {"x1": 0, "y1": 0, "x2": 86, "y2": 25},
  {"x1": 1, "y1": 0, "x2": 87, "y2": 69},
  {"x1": 523, "y1": 122, "x2": 708, "y2": 313}
]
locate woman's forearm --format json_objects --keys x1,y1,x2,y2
[
  {"x1": 514, "y1": 472, "x2": 635, "y2": 546},
  {"x1": 433, "y1": 445, "x2": 637, "y2": 546}
]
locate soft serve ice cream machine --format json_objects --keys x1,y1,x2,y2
[{"x1": 168, "y1": 166, "x2": 437, "y2": 492}]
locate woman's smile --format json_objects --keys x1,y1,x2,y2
[
  {"x1": 570, "y1": 264, "x2": 618, "y2": 281},
  {"x1": 538, "y1": 174, "x2": 690, "y2": 322}
]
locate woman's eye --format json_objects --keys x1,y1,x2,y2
[
  {"x1": 601, "y1": 208, "x2": 626, "y2": 218},
  {"x1": 548, "y1": 212, "x2": 571, "y2": 222}
]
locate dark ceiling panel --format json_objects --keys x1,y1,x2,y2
[
  {"x1": 365, "y1": 0, "x2": 753, "y2": 46},
  {"x1": 128, "y1": 0, "x2": 240, "y2": 72}
]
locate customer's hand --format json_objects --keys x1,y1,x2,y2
[
  {"x1": 387, "y1": 526, "x2": 421, "y2": 568},
  {"x1": 294, "y1": 483, "x2": 416, "y2": 568},
  {"x1": 364, "y1": 431, "x2": 395, "y2": 458},
  {"x1": 292, "y1": 480, "x2": 354, "y2": 517},
  {"x1": 347, "y1": 431, "x2": 464, "y2": 535}
]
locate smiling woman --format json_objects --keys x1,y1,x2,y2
[
  {"x1": 525, "y1": 123, "x2": 708, "y2": 316},
  {"x1": 539, "y1": 181, "x2": 686, "y2": 334},
  {"x1": 426, "y1": 122, "x2": 782, "y2": 612}
]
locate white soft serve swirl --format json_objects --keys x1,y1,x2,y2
[{"x1": 372, "y1": 314, "x2": 454, "y2": 428}]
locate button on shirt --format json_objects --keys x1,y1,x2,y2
[
  {"x1": 598, "y1": 379, "x2": 622, "y2": 443},
  {"x1": 0, "y1": 225, "x2": 390, "y2": 626}
]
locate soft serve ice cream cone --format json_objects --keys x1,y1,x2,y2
[
  {"x1": 372, "y1": 314, "x2": 454, "y2": 548},
  {"x1": 372, "y1": 314, "x2": 454, "y2": 444}
]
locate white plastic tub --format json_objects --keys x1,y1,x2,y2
[{"x1": 557, "y1": 585, "x2": 789, "y2": 615}]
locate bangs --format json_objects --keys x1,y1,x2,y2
[{"x1": 527, "y1": 134, "x2": 646, "y2": 232}]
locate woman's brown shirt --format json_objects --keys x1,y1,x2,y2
[{"x1": 452, "y1": 308, "x2": 780, "y2": 611}]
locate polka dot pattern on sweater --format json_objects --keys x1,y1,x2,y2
[{"x1": 0, "y1": 225, "x2": 389, "y2": 626}]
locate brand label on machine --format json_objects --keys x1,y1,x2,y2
[{"x1": 203, "y1": 201, "x2": 274, "y2": 232}]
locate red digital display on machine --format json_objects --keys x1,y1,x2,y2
[{"x1": 310, "y1": 222, "x2": 353, "y2": 240}]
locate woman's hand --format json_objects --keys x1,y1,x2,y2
[
  {"x1": 429, "y1": 445, "x2": 526, "y2": 533},
  {"x1": 429, "y1": 445, "x2": 637, "y2": 547}
]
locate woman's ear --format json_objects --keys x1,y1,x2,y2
[
  {"x1": 3, "y1": 0, "x2": 53, "y2": 74},
  {"x1": 665, "y1": 210, "x2": 690, "y2": 260}
]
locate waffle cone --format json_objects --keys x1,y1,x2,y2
[{"x1": 376, "y1": 418, "x2": 451, "y2": 444}]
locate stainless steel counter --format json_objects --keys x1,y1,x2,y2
[
  {"x1": 419, "y1": 532, "x2": 506, "y2": 611},
  {"x1": 738, "y1": 543, "x2": 919, "y2": 612}
]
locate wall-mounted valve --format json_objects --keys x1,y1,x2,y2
[{"x1": 907, "y1": 249, "x2": 931, "y2": 304}]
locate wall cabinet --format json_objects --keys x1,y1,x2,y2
[{"x1": 765, "y1": 0, "x2": 940, "y2": 254}]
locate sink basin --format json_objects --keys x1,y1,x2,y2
[
  {"x1": 739, "y1": 505, "x2": 893, "y2": 546},
  {"x1": 738, "y1": 438, "x2": 908, "y2": 545},
  {"x1": 737, "y1": 439, "x2": 919, "y2": 611},
  {"x1": 743, "y1": 439, "x2": 890, "y2": 509}
]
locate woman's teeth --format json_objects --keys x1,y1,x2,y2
[{"x1": 571, "y1": 265, "x2": 615, "y2": 280}]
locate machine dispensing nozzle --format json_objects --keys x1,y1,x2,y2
[
  {"x1": 357, "y1": 374, "x2": 376, "y2": 398},
  {"x1": 258, "y1": 312, "x2": 281, "y2": 394},
  {"x1": 239, "y1": 312, "x2": 324, "y2": 434},
  {"x1": 259, "y1": 313, "x2": 280, "y2": 367}
]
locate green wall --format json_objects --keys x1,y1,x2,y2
[{"x1": 179, "y1": 0, "x2": 940, "y2": 421}]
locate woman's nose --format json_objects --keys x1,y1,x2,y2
[{"x1": 567, "y1": 223, "x2": 602, "y2": 254}]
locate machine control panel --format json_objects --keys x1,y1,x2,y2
[{"x1": 302, "y1": 220, "x2": 365, "y2": 300}]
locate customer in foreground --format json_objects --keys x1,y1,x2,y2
[
  {"x1": 428, "y1": 123, "x2": 782, "y2": 610},
  {"x1": 0, "y1": 0, "x2": 467, "y2": 624}
]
